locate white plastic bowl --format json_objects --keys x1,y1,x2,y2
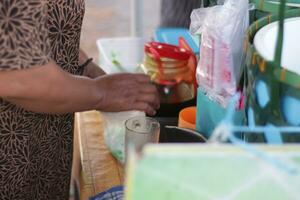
[{"x1": 96, "y1": 37, "x2": 144, "y2": 74}]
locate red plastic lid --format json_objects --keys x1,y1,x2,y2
[{"x1": 145, "y1": 42, "x2": 192, "y2": 61}]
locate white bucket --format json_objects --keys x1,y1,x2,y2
[{"x1": 254, "y1": 17, "x2": 300, "y2": 75}]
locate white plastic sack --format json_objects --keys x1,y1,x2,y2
[
  {"x1": 190, "y1": 0, "x2": 249, "y2": 107},
  {"x1": 102, "y1": 111, "x2": 145, "y2": 163}
]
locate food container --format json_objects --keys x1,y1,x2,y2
[
  {"x1": 96, "y1": 37, "x2": 144, "y2": 74},
  {"x1": 142, "y1": 42, "x2": 197, "y2": 104},
  {"x1": 178, "y1": 106, "x2": 197, "y2": 130}
]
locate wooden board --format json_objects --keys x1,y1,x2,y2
[{"x1": 74, "y1": 111, "x2": 124, "y2": 199}]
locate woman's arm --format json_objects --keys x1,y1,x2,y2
[
  {"x1": 0, "y1": 61, "x2": 159, "y2": 115},
  {"x1": 0, "y1": 61, "x2": 100, "y2": 114},
  {"x1": 79, "y1": 49, "x2": 106, "y2": 78}
]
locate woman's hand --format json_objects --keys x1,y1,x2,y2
[{"x1": 94, "y1": 73, "x2": 160, "y2": 116}]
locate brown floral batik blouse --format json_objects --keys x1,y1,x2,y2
[{"x1": 0, "y1": 0, "x2": 85, "y2": 199}]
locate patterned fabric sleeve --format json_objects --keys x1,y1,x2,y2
[{"x1": 0, "y1": 0, "x2": 51, "y2": 71}]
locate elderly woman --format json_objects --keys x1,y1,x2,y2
[{"x1": 0, "y1": 1, "x2": 159, "y2": 199}]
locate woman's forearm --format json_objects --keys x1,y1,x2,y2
[
  {"x1": 79, "y1": 49, "x2": 106, "y2": 78},
  {"x1": 0, "y1": 61, "x2": 101, "y2": 114}
]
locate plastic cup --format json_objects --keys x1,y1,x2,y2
[
  {"x1": 125, "y1": 117, "x2": 160, "y2": 160},
  {"x1": 178, "y1": 106, "x2": 197, "y2": 130}
]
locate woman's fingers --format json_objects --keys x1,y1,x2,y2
[
  {"x1": 95, "y1": 73, "x2": 160, "y2": 115},
  {"x1": 132, "y1": 102, "x2": 156, "y2": 116},
  {"x1": 136, "y1": 93, "x2": 160, "y2": 109},
  {"x1": 138, "y1": 83, "x2": 157, "y2": 94},
  {"x1": 127, "y1": 81, "x2": 160, "y2": 115},
  {"x1": 134, "y1": 74, "x2": 151, "y2": 83},
  {"x1": 136, "y1": 82, "x2": 160, "y2": 110}
]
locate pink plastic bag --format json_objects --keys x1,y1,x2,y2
[{"x1": 190, "y1": 0, "x2": 249, "y2": 107}]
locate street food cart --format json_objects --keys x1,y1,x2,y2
[{"x1": 75, "y1": 0, "x2": 300, "y2": 199}]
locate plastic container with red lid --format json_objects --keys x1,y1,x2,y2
[
  {"x1": 144, "y1": 42, "x2": 192, "y2": 61},
  {"x1": 142, "y1": 42, "x2": 197, "y2": 104}
]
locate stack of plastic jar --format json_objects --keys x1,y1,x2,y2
[{"x1": 142, "y1": 42, "x2": 197, "y2": 104}]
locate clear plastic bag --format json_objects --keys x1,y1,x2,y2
[
  {"x1": 102, "y1": 111, "x2": 145, "y2": 164},
  {"x1": 190, "y1": 0, "x2": 249, "y2": 107}
]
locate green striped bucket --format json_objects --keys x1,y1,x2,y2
[
  {"x1": 250, "y1": 0, "x2": 300, "y2": 22},
  {"x1": 244, "y1": 8, "x2": 300, "y2": 142}
]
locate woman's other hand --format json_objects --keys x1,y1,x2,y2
[{"x1": 95, "y1": 73, "x2": 160, "y2": 116}]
